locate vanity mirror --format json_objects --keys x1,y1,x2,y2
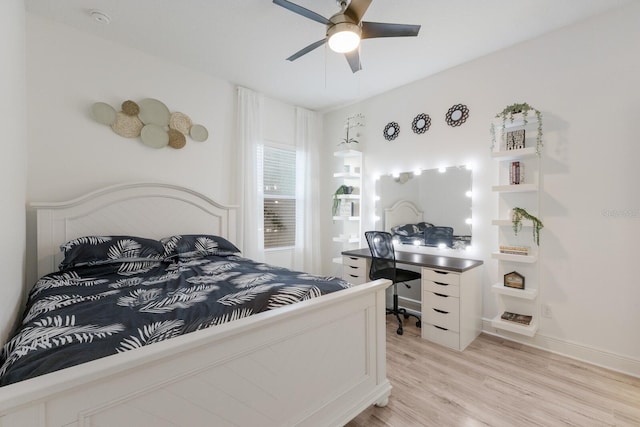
[{"x1": 377, "y1": 166, "x2": 472, "y2": 248}]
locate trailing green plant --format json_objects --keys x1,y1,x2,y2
[
  {"x1": 490, "y1": 102, "x2": 543, "y2": 155},
  {"x1": 511, "y1": 207, "x2": 544, "y2": 246},
  {"x1": 332, "y1": 185, "x2": 351, "y2": 216}
]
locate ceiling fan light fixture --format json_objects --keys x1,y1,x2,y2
[{"x1": 327, "y1": 22, "x2": 361, "y2": 53}]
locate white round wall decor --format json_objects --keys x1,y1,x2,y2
[{"x1": 383, "y1": 122, "x2": 400, "y2": 141}]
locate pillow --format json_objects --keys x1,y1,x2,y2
[
  {"x1": 391, "y1": 223, "x2": 420, "y2": 236},
  {"x1": 59, "y1": 235, "x2": 165, "y2": 270},
  {"x1": 416, "y1": 222, "x2": 434, "y2": 231},
  {"x1": 161, "y1": 234, "x2": 241, "y2": 259},
  {"x1": 59, "y1": 236, "x2": 164, "y2": 270}
]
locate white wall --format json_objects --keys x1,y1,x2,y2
[
  {"x1": 24, "y1": 15, "x2": 301, "y2": 286},
  {"x1": 0, "y1": 1, "x2": 27, "y2": 344},
  {"x1": 26, "y1": 15, "x2": 235, "y2": 204},
  {"x1": 322, "y1": 3, "x2": 640, "y2": 375},
  {"x1": 25, "y1": 15, "x2": 238, "y2": 288}
]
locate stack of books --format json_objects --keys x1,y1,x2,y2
[
  {"x1": 499, "y1": 245, "x2": 530, "y2": 256},
  {"x1": 509, "y1": 161, "x2": 524, "y2": 184},
  {"x1": 501, "y1": 311, "x2": 533, "y2": 325}
]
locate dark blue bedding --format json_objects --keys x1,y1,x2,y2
[{"x1": 0, "y1": 253, "x2": 350, "y2": 386}]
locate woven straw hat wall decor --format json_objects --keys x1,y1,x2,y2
[{"x1": 90, "y1": 98, "x2": 209, "y2": 149}]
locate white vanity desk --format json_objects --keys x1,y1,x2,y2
[{"x1": 342, "y1": 248, "x2": 483, "y2": 351}]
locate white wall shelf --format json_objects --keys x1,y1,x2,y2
[
  {"x1": 491, "y1": 106, "x2": 543, "y2": 338},
  {"x1": 332, "y1": 172, "x2": 361, "y2": 179},
  {"x1": 333, "y1": 236, "x2": 360, "y2": 243},
  {"x1": 332, "y1": 149, "x2": 363, "y2": 277},
  {"x1": 491, "y1": 147, "x2": 537, "y2": 160},
  {"x1": 492, "y1": 184, "x2": 538, "y2": 193},
  {"x1": 492, "y1": 283, "x2": 538, "y2": 300},
  {"x1": 491, "y1": 252, "x2": 537, "y2": 263},
  {"x1": 491, "y1": 315, "x2": 538, "y2": 337},
  {"x1": 332, "y1": 216, "x2": 361, "y2": 221},
  {"x1": 334, "y1": 149, "x2": 361, "y2": 158},
  {"x1": 492, "y1": 219, "x2": 534, "y2": 227},
  {"x1": 493, "y1": 117, "x2": 539, "y2": 131}
]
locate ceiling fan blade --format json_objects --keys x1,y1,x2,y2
[
  {"x1": 361, "y1": 21, "x2": 421, "y2": 39},
  {"x1": 272, "y1": 0, "x2": 331, "y2": 25},
  {"x1": 345, "y1": 48, "x2": 362, "y2": 73},
  {"x1": 344, "y1": 0, "x2": 372, "y2": 23},
  {"x1": 286, "y1": 38, "x2": 327, "y2": 61}
]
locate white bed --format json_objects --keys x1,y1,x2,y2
[
  {"x1": 0, "y1": 183, "x2": 391, "y2": 427},
  {"x1": 384, "y1": 199, "x2": 423, "y2": 233}
]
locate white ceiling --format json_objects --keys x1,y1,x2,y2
[{"x1": 25, "y1": 0, "x2": 632, "y2": 111}]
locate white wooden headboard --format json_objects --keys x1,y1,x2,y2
[
  {"x1": 32, "y1": 183, "x2": 239, "y2": 278},
  {"x1": 384, "y1": 200, "x2": 423, "y2": 232}
]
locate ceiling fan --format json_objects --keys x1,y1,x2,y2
[{"x1": 273, "y1": 0, "x2": 421, "y2": 73}]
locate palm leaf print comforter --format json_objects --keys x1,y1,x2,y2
[{"x1": 0, "y1": 255, "x2": 350, "y2": 386}]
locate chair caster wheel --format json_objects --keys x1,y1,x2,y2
[
  {"x1": 397, "y1": 328, "x2": 403, "y2": 335},
  {"x1": 403, "y1": 314, "x2": 410, "y2": 319},
  {"x1": 416, "y1": 320, "x2": 421, "y2": 328}
]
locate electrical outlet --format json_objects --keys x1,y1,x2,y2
[{"x1": 542, "y1": 304, "x2": 552, "y2": 318}]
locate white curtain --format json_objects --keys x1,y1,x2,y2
[
  {"x1": 294, "y1": 107, "x2": 322, "y2": 274},
  {"x1": 236, "y1": 87, "x2": 265, "y2": 262}
]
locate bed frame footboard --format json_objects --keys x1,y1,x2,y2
[{"x1": 0, "y1": 279, "x2": 391, "y2": 427}]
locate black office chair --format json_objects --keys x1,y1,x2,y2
[
  {"x1": 424, "y1": 226, "x2": 454, "y2": 248},
  {"x1": 365, "y1": 231, "x2": 421, "y2": 335}
]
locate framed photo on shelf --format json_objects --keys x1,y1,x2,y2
[
  {"x1": 504, "y1": 271, "x2": 525, "y2": 289},
  {"x1": 506, "y1": 129, "x2": 525, "y2": 150}
]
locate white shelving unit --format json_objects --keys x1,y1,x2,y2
[
  {"x1": 491, "y1": 111, "x2": 542, "y2": 338},
  {"x1": 332, "y1": 149, "x2": 363, "y2": 267}
]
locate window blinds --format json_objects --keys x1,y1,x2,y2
[{"x1": 263, "y1": 145, "x2": 296, "y2": 249}]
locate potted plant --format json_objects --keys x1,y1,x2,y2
[
  {"x1": 511, "y1": 207, "x2": 544, "y2": 246},
  {"x1": 491, "y1": 102, "x2": 543, "y2": 154},
  {"x1": 332, "y1": 185, "x2": 353, "y2": 216}
]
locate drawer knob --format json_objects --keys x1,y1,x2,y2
[
  {"x1": 434, "y1": 292, "x2": 448, "y2": 298},
  {"x1": 434, "y1": 325, "x2": 449, "y2": 331},
  {"x1": 433, "y1": 308, "x2": 449, "y2": 314},
  {"x1": 434, "y1": 281, "x2": 449, "y2": 286}
]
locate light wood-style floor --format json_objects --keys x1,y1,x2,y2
[{"x1": 347, "y1": 320, "x2": 640, "y2": 427}]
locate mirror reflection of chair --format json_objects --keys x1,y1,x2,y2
[
  {"x1": 364, "y1": 231, "x2": 421, "y2": 335},
  {"x1": 424, "y1": 226, "x2": 454, "y2": 248}
]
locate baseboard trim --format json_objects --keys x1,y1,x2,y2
[
  {"x1": 481, "y1": 318, "x2": 640, "y2": 378},
  {"x1": 397, "y1": 296, "x2": 421, "y2": 317}
]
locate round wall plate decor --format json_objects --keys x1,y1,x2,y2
[
  {"x1": 138, "y1": 98, "x2": 171, "y2": 127},
  {"x1": 91, "y1": 102, "x2": 117, "y2": 125},
  {"x1": 383, "y1": 122, "x2": 400, "y2": 141},
  {"x1": 445, "y1": 104, "x2": 469, "y2": 127},
  {"x1": 412, "y1": 113, "x2": 431, "y2": 134},
  {"x1": 140, "y1": 123, "x2": 169, "y2": 148},
  {"x1": 190, "y1": 124, "x2": 209, "y2": 142}
]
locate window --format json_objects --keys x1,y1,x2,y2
[{"x1": 261, "y1": 145, "x2": 296, "y2": 249}]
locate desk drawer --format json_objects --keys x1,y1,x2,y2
[
  {"x1": 422, "y1": 279, "x2": 459, "y2": 297},
  {"x1": 423, "y1": 291, "x2": 459, "y2": 332},
  {"x1": 422, "y1": 268, "x2": 460, "y2": 286},
  {"x1": 343, "y1": 256, "x2": 367, "y2": 270},
  {"x1": 421, "y1": 323, "x2": 460, "y2": 350},
  {"x1": 343, "y1": 272, "x2": 367, "y2": 285},
  {"x1": 342, "y1": 256, "x2": 368, "y2": 285}
]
